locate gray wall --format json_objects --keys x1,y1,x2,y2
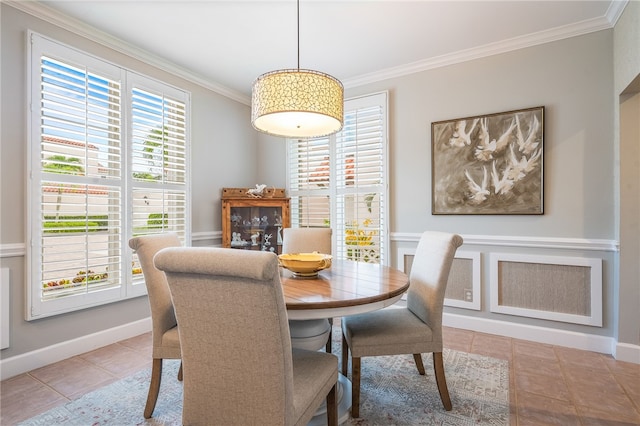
[
  {"x1": 614, "y1": 0, "x2": 640, "y2": 349},
  {"x1": 358, "y1": 30, "x2": 618, "y2": 341},
  {"x1": 0, "y1": 4, "x2": 257, "y2": 359},
  {"x1": 343, "y1": 31, "x2": 614, "y2": 238},
  {"x1": 262, "y1": 30, "x2": 623, "y2": 342}
]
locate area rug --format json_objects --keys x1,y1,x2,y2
[{"x1": 19, "y1": 330, "x2": 509, "y2": 426}]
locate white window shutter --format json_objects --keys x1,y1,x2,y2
[
  {"x1": 27, "y1": 32, "x2": 191, "y2": 318},
  {"x1": 29, "y1": 36, "x2": 126, "y2": 317},
  {"x1": 287, "y1": 92, "x2": 388, "y2": 264}
]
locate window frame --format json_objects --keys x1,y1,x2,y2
[
  {"x1": 26, "y1": 31, "x2": 191, "y2": 319},
  {"x1": 286, "y1": 91, "x2": 389, "y2": 265}
]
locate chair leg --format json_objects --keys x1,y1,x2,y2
[
  {"x1": 326, "y1": 317, "x2": 333, "y2": 353},
  {"x1": 177, "y1": 361, "x2": 183, "y2": 381},
  {"x1": 433, "y1": 352, "x2": 452, "y2": 411},
  {"x1": 326, "y1": 382, "x2": 338, "y2": 426},
  {"x1": 341, "y1": 333, "x2": 349, "y2": 376},
  {"x1": 412, "y1": 353, "x2": 426, "y2": 375},
  {"x1": 144, "y1": 358, "x2": 163, "y2": 418},
  {"x1": 351, "y1": 357, "x2": 361, "y2": 418}
]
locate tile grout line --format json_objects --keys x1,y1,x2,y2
[
  {"x1": 26, "y1": 372, "x2": 71, "y2": 403},
  {"x1": 601, "y1": 353, "x2": 640, "y2": 415},
  {"x1": 553, "y1": 346, "x2": 585, "y2": 426}
]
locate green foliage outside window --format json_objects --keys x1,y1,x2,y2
[
  {"x1": 345, "y1": 218, "x2": 379, "y2": 262},
  {"x1": 133, "y1": 126, "x2": 169, "y2": 181},
  {"x1": 43, "y1": 155, "x2": 85, "y2": 175},
  {"x1": 43, "y1": 215, "x2": 108, "y2": 233},
  {"x1": 132, "y1": 172, "x2": 161, "y2": 180},
  {"x1": 147, "y1": 213, "x2": 168, "y2": 228}
]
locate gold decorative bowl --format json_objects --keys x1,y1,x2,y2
[{"x1": 278, "y1": 252, "x2": 332, "y2": 277}]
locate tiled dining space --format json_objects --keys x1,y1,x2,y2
[{"x1": 1, "y1": 324, "x2": 639, "y2": 425}]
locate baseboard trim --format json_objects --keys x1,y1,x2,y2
[
  {"x1": 0, "y1": 317, "x2": 151, "y2": 380},
  {"x1": 1, "y1": 313, "x2": 638, "y2": 381},
  {"x1": 614, "y1": 342, "x2": 640, "y2": 364},
  {"x1": 443, "y1": 312, "x2": 630, "y2": 359}
]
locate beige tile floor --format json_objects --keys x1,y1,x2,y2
[{"x1": 2, "y1": 326, "x2": 639, "y2": 425}]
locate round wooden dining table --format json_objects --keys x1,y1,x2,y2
[
  {"x1": 280, "y1": 259, "x2": 410, "y2": 425},
  {"x1": 281, "y1": 258, "x2": 410, "y2": 319}
]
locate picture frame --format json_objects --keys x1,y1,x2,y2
[{"x1": 431, "y1": 106, "x2": 544, "y2": 215}]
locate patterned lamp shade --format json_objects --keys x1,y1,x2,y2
[{"x1": 251, "y1": 69, "x2": 344, "y2": 138}]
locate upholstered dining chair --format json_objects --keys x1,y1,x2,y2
[
  {"x1": 282, "y1": 227, "x2": 334, "y2": 353},
  {"x1": 341, "y1": 231, "x2": 463, "y2": 417},
  {"x1": 154, "y1": 247, "x2": 338, "y2": 426},
  {"x1": 128, "y1": 232, "x2": 183, "y2": 419},
  {"x1": 282, "y1": 227, "x2": 332, "y2": 255}
]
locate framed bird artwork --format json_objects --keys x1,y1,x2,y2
[{"x1": 431, "y1": 106, "x2": 544, "y2": 215}]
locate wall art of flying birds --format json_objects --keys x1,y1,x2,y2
[{"x1": 431, "y1": 107, "x2": 544, "y2": 214}]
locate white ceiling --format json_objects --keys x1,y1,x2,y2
[{"x1": 26, "y1": 1, "x2": 625, "y2": 103}]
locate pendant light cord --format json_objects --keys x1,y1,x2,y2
[{"x1": 297, "y1": 0, "x2": 300, "y2": 70}]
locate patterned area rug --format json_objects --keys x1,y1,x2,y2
[
  {"x1": 348, "y1": 349, "x2": 509, "y2": 425},
  {"x1": 20, "y1": 332, "x2": 509, "y2": 426}
]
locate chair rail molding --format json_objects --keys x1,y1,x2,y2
[
  {"x1": 0, "y1": 243, "x2": 25, "y2": 258},
  {"x1": 191, "y1": 231, "x2": 221, "y2": 243},
  {"x1": 391, "y1": 233, "x2": 619, "y2": 252},
  {"x1": 1, "y1": 231, "x2": 222, "y2": 258}
]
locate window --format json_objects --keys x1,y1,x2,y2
[
  {"x1": 27, "y1": 32, "x2": 190, "y2": 319},
  {"x1": 287, "y1": 92, "x2": 388, "y2": 264}
]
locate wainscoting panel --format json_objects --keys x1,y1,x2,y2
[
  {"x1": 446, "y1": 252, "x2": 481, "y2": 310},
  {"x1": 489, "y1": 253, "x2": 603, "y2": 326},
  {"x1": 396, "y1": 249, "x2": 481, "y2": 310},
  {"x1": 1, "y1": 268, "x2": 10, "y2": 349}
]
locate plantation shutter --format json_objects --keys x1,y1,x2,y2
[
  {"x1": 288, "y1": 137, "x2": 332, "y2": 228},
  {"x1": 129, "y1": 76, "x2": 189, "y2": 289},
  {"x1": 287, "y1": 92, "x2": 388, "y2": 264},
  {"x1": 28, "y1": 32, "x2": 191, "y2": 318},
  {"x1": 335, "y1": 94, "x2": 387, "y2": 263},
  {"x1": 30, "y1": 36, "x2": 125, "y2": 316}
]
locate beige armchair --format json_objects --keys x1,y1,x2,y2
[
  {"x1": 128, "y1": 233, "x2": 183, "y2": 419},
  {"x1": 282, "y1": 227, "x2": 334, "y2": 353},
  {"x1": 341, "y1": 231, "x2": 463, "y2": 417},
  {"x1": 282, "y1": 227, "x2": 332, "y2": 255},
  {"x1": 154, "y1": 247, "x2": 338, "y2": 426}
]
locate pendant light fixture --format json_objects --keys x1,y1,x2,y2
[{"x1": 251, "y1": 0, "x2": 344, "y2": 138}]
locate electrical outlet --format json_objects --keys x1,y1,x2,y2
[{"x1": 464, "y1": 289, "x2": 473, "y2": 302}]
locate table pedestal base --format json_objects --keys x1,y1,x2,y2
[{"x1": 289, "y1": 319, "x2": 331, "y2": 351}]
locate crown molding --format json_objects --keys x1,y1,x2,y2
[
  {"x1": 343, "y1": 13, "x2": 618, "y2": 90},
  {"x1": 5, "y1": 0, "x2": 628, "y2": 106},
  {"x1": 4, "y1": 0, "x2": 251, "y2": 105},
  {"x1": 606, "y1": 0, "x2": 629, "y2": 26}
]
